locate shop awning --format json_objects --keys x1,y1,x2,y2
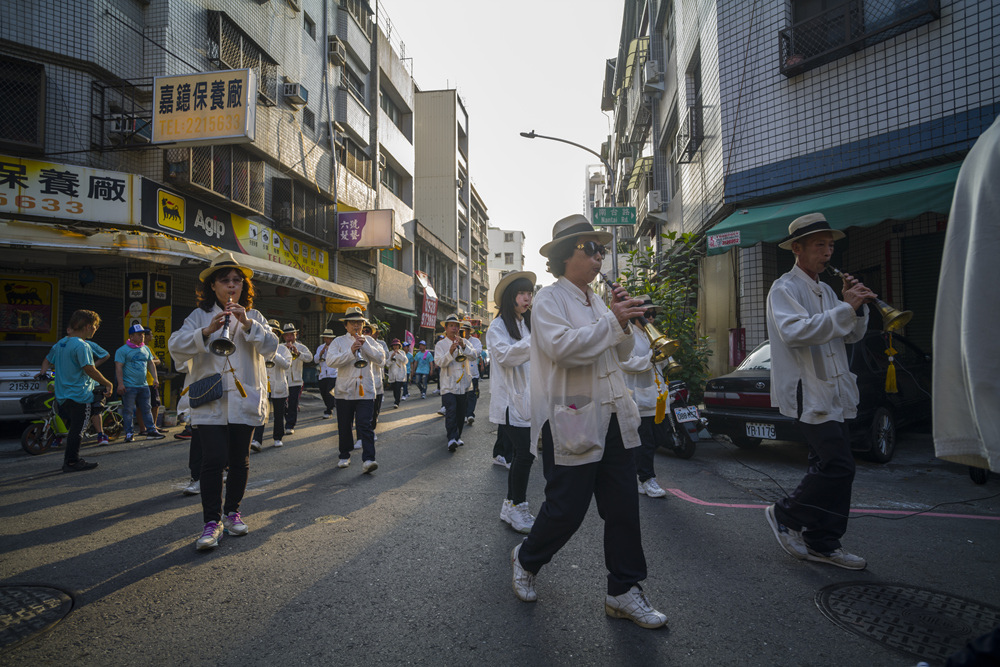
[
  {"x1": 0, "y1": 219, "x2": 368, "y2": 305},
  {"x1": 706, "y1": 163, "x2": 962, "y2": 255},
  {"x1": 381, "y1": 305, "x2": 417, "y2": 318}
]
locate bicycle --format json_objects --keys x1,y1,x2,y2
[{"x1": 20, "y1": 378, "x2": 124, "y2": 455}]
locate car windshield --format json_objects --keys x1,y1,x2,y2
[
  {"x1": 737, "y1": 342, "x2": 771, "y2": 371},
  {"x1": 0, "y1": 344, "x2": 51, "y2": 367}
]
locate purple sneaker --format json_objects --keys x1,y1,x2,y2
[
  {"x1": 222, "y1": 511, "x2": 249, "y2": 536},
  {"x1": 196, "y1": 521, "x2": 223, "y2": 550}
]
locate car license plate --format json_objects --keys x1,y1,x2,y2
[
  {"x1": 746, "y1": 422, "x2": 775, "y2": 439},
  {"x1": 5, "y1": 381, "x2": 41, "y2": 393},
  {"x1": 673, "y1": 406, "x2": 700, "y2": 423}
]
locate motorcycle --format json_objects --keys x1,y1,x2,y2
[
  {"x1": 655, "y1": 379, "x2": 706, "y2": 460},
  {"x1": 20, "y1": 374, "x2": 124, "y2": 455}
]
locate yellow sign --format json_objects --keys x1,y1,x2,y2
[
  {"x1": 231, "y1": 214, "x2": 328, "y2": 278},
  {"x1": 0, "y1": 274, "x2": 59, "y2": 341},
  {"x1": 156, "y1": 189, "x2": 185, "y2": 232},
  {"x1": 152, "y1": 69, "x2": 257, "y2": 145}
]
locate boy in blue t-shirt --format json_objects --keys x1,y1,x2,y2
[
  {"x1": 115, "y1": 324, "x2": 166, "y2": 442},
  {"x1": 39, "y1": 309, "x2": 114, "y2": 472}
]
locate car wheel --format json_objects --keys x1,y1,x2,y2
[
  {"x1": 867, "y1": 407, "x2": 896, "y2": 463},
  {"x1": 731, "y1": 436, "x2": 762, "y2": 449},
  {"x1": 969, "y1": 467, "x2": 990, "y2": 485}
]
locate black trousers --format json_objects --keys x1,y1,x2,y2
[
  {"x1": 337, "y1": 398, "x2": 375, "y2": 462},
  {"x1": 318, "y1": 377, "x2": 336, "y2": 414},
  {"x1": 285, "y1": 385, "x2": 303, "y2": 428},
  {"x1": 57, "y1": 398, "x2": 90, "y2": 465},
  {"x1": 198, "y1": 423, "x2": 254, "y2": 524},
  {"x1": 390, "y1": 381, "x2": 404, "y2": 406},
  {"x1": 372, "y1": 392, "x2": 384, "y2": 430},
  {"x1": 518, "y1": 416, "x2": 647, "y2": 596},
  {"x1": 504, "y1": 418, "x2": 535, "y2": 505},
  {"x1": 188, "y1": 427, "x2": 202, "y2": 480},
  {"x1": 774, "y1": 420, "x2": 855, "y2": 553},
  {"x1": 252, "y1": 396, "x2": 286, "y2": 443},
  {"x1": 442, "y1": 392, "x2": 468, "y2": 441},
  {"x1": 492, "y1": 424, "x2": 511, "y2": 460},
  {"x1": 634, "y1": 415, "x2": 660, "y2": 483}
]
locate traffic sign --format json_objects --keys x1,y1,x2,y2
[{"x1": 592, "y1": 207, "x2": 636, "y2": 226}]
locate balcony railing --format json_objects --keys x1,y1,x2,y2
[
  {"x1": 675, "y1": 102, "x2": 703, "y2": 164},
  {"x1": 779, "y1": 0, "x2": 940, "y2": 77}
]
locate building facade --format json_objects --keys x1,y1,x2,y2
[{"x1": 486, "y1": 227, "x2": 526, "y2": 314}]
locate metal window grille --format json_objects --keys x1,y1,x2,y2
[
  {"x1": 0, "y1": 56, "x2": 45, "y2": 151},
  {"x1": 302, "y1": 107, "x2": 315, "y2": 131},
  {"x1": 165, "y1": 145, "x2": 264, "y2": 213},
  {"x1": 207, "y1": 11, "x2": 279, "y2": 106},
  {"x1": 271, "y1": 177, "x2": 333, "y2": 246}
]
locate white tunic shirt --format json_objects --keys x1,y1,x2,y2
[
  {"x1": 283, "y1": 341, "x2": 313, "y2": 386},
  {"x1": 619, "y1": 324, "x2": 668, "y2": 418},
  {"x1": 486, "y1": 316, "x2": 531, "y2": 428},
  {"x1": 386, "y1": 348, "x2": 409, "y2": 383},
  {"x1": 266, "y1": 344, "x2": 293, "y2": 398},
  {"x1": 435, "y1": 335, "x2": 476, "y2": 395},
  {"x1": 314, "y1": 340, "x2": 337, "y2": 380},
  {"x1": 324, "y1": 334, "x2": 385, "y2": 400},
  {"x1": 766, "y1": 264, "x2": 869, "y2": 424},
  {"x1": 468, "y1": 335, "x2": 483, "y2": 379},
  {"x1": 168, "y1": 305, "x2": 280, "y2": 426},
  {"x1": 530, "y1": 276, "x2": 641, "y2": 465}
]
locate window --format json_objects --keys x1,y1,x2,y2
[
  {"x1": 380, "y1": 248, "x2": 399, "y2": 268},
  {"x1": 337, "y1": 137, "x2": 371, "y2": 183},
  {"x1": 380, "y1": 161, "x2": 403, "y2": 198},
  {"x1": 494, "y1": 252, "x2": 501, "y2": 259},
  {"x1": 342, "y1": 0, "x2": 374, "y2": 41},
  {"x1": 271, "y1": 177, "x2": 334, "y2": 245},
  {"x1": 303, "y1": 13, "x2": 316, "y2": 39},
  {"x1": 302, "y1": 107, "x2": 315, "y2": 131},
  {"x1": 380, "y1": 88, "x2": 404, "y2": 131},
  {"x1": 504, "y1": 232, "x2": 514, "y2": 243},
  {"x1": 165, "y1": 145, "x2": 264, "y2": 213},
  {"x1": 342, "y1": 67, "x2": 364, "y2": 102},
  {"x1": 0, "y1": 56, "x2": 45, "y2": 152},
  {"x1": 504, "y1": 253, "x2": 514, "y2": 265}
]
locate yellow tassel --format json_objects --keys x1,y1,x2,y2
[
  {"x1": 234, "y1": 377, "x2": 247, "y2": 398},
  {"x1": 359, "y1": 384, "x2": 364, "y2": 397},
  {"x1": 885, "y1": 335, "x2": 898, "y2": 394},
  {"x1": 655, "y1": 393, "x2": 667, "y2": 424}
]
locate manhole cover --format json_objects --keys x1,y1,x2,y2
[
  {"x1": 0, "y1": 585, "x2": 74, "y2": 651},
  {"x1": 816, "y1": 581, "x2": 1000, "y2": 662}
]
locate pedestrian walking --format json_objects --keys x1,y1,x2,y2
[
  {"x1": 486, "y1": 270, "x2": 536, "y2": 534},
  {"x1": 279, "y1": 323, "x2": 312, "y2": 434},
  {"x1": 251, "y1": 319, "x2": 292, "y2": 451},
  {"x1": 325, "y1": 307, "x2": 383, "y2": 472},
  {"x1": 464, "y1": 322, "x2": 483, "y2": 425},
  {"x1": 115, "y1": 323, "x2": 167, "y2": 442},
  {"x1": 619, "y1": 295, "x2": 669, "y2": 499},
  {"x1": 38, "y1": 309, "x2": 115, "y2": 472},
  {"x1": 509, "y1": 214, "x2": 667, "y2": 629},
  {"x1": 168, "y1": 252, "x2": 279, "y2": 551},
  {"x1": 764, "y1": 213, "x2": 873, "y2": 570},
  {"x1": 386, "y1": 339, "x2": 409, "y2": 407},
  {"x1": 314, "y1": 328, "x2": 337, "y2": 419},
  {"x1": 436, "y1": 314, "x2": 474, "y2": 452},
  {"x1": 411, "y1": 340, "x2": 434, "y2": 399},
  {"x1": 400, "y1": 340, "x2": 412, "y2": 399}
]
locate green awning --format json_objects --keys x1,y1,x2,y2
[
  {"x1": 626, "y1": 156, "x2": 653, "y2": 190},
  {"x1": 706, "y1": 163, "x2": 962, "y2": 255},
  {"x1": 380, "y1": 305, "x2": 417, "y2": 318}
]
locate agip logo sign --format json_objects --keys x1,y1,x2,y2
[{"x1": 157, "y1": 189, "x2": 185, "y2": 232}]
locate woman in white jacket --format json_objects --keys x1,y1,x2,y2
[
  {"x1": 251, "y1": 319, "x2": 292, "y2": 451},
  {"x1": 168, "y1": 253, "x2": 279, "y2": 551},
  {"x1": 487, "y1": 270, "x2": 536, "y2": 534},
  {"x1": 386, "y1": 338, "x2": 409, "y2": 407}
]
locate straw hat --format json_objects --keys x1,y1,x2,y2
[
  {"x1": 341, "y1": 306, "x2": 368, "y2": 323},
  {"x1": 539, "y1": 214, "x2": 613, "y2": 258},
  {"x1": 281, "y1": 323, "x2": 299, "y2": 334},
  {"x1": 320, "y1": 328, "x2": 336, "y2": 338},
  {"x1": 493, "y1": 270, "x2": 536, "y2": 306},
  {"x1": 266, "y1": 318, "x2": 282, "y2": 336},
  {"x1": 778, "y1": 213, "x2": 845, "y2": 250},
  {"x1": 199, "y1": 252, "x2": 254, "y2": 282},
  {"x1": 439, "y1": 313, "x2": 461, "y2": 329}
]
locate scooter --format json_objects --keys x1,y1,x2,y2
[{"x1": 655, "y1": 379, "x2": 705, "y2": 460}]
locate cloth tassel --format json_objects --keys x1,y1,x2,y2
[
  {"x1": 885, "y1": 335, "x2": 898, "y2": 394},
  {"x1": 655, "y1": 393, "x2": 667, "y2": 424}
]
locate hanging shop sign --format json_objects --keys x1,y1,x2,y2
[
  {"x1": 337, "y1": 209, "x2": 394, "y2": 250},
  {"x1": 0, "y1": 154, "x2": 139, "y2": 226},
  {"x1": 415, "y1": 270, "x2": 438, "y2": 330},
  {"x1": 0, "y1": 274, "x2": 59, "y2": 341},
  {"x1": 151, "y1": 69, "x2": 257, "y2": 145},
  {"x1": 141, "y1": 180, "x2": 327, "y2": 278}
]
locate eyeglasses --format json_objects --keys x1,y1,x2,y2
[
  {"x1": 217, "y1": 276, "x2": 244, "y2": 285},
  {"x1": 576, "y1": 241, "x2": 608, "y2": 257}
]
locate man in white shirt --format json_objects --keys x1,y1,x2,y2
[
  {"x1": 463, "y1": 323, "x2": 484, "y2": 426},
  {"x1": 436, "y1": 314, "x2": 475, "y2": 452},
  {"x1": 280, "y1": 323, "x2": 313, "y2": 434},
  {"x1": 764, "y1": 213, "x2": 872, "y2": 571},
  {"x1": 314, "y1": 328, "x2": 337, "y2": 419},
  {"x1": 324, "y1": 307, "x2": 384, "y2": 473},
  {"x1": 509, "y1": 214, "x2": 667, "y2": 630}
]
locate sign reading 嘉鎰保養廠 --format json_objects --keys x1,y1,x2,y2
[{"x1": 152, "y1": 69, "x2": 257, "y2": 145}]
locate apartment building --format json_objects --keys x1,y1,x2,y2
[{"x1": 486, "y1": 227, "x2": 526, "y2": 314}]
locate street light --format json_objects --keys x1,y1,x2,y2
[{"x1": 520, "y1": 130, "x2": 621, "y2": 276}]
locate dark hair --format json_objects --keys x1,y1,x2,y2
[
  {"x1": 499, "y1": 278, "x2": 532, "y2": 340},
  {"x1": 197, "y1": 268, "x2": 255, "y2": 311},
  {"x1": 545, "y1": 238, "x2": 577, "y2": 278},
  {"x1": 68, "y1": 309, "x2": 100, "y2": 331}
]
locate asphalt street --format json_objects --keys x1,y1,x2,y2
[{"x1": 1, "y1": 381, "x2": 998, "y2": 666}]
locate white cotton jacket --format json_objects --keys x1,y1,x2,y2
[
  {"x1": 168, "y1": 305, "x2": 280, "y2": 426},
  {"x1": 619, "y1": 324, "x2": 668, "y2": 417},
  {"x1": 486, "y1": 316, "x2": 531, "y2": 428},
  {"x1": 283, "y1": 341, "x2": 313, "y2": 386},
  {"x1": 435, "y1": 335, "x2": 476, "y2": 395},
  {"x1": 468, "y1": 336, "x2": 483, "y2": 379},
  {"x1": 266, "y1": 344, "x2": 293, "y2": 398},
  {"x1": 324, "y1": 334, "x2": 385, "y2": 400},
  {"x1": 386, "y1": 349, "x2": 409, "y2": 382},
  {"x1": 766, "y1": 264, "x2": 869, "y2": 424},
  {"x1": 530, "y1": 276, "x2": 641, "y2": 465},
  {"x1": 314, "y1": 340, "x2": 337, "y2": 380},
  {"x1": 373, "y1": 340, "x2": 390, "y2": 394}
]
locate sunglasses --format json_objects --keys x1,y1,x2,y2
[{"x1": 576, "y1": 241, "x2": 608, "y2": 257}]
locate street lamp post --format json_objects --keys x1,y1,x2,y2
[{"x1": 520, "y1": 130, "x2": 620, "y2": 277}]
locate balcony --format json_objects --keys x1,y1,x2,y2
[{"x1": 779, "y1": 0, "x2": 940, "y2": 77}]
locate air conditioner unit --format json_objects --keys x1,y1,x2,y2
[
  {"x1": 283, "y1": 82, "x2": 309, "y2": 106},
  {"x1": 108, "y1": 114, "x2": 151, "y2": 144},
  {"x1": 643, "y1": 60, "x2": 664, "y2": 92},
  {"x1": 328, "y1": 36, "x2": 347, "y2": 67},
  {"x1": 645, "y1": 189, "x2": 663, "y2": 214}
]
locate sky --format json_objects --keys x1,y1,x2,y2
[{"x1": 376, "y1": 0, "x2": 625, "y2": 286}]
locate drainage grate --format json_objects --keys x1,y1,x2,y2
[
  {"x1": 0, "y1": 585, "x2": 75, "y2": 651},
  {"x1": 816, "y1": 581, "x2": 1000, "y2": 663}
]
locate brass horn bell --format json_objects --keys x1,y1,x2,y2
[
  {"x1": 826, "y1": 266, "x2": 912, "y2": 332},
  {"x1": 642, "y1": 320, "x2": 680, "y2": 363}
]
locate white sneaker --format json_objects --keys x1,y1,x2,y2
[
  {"x1": 508, "y1": 501, "x2": 535, "y2": 534},
  {"x1": 273, "y1": 440, "x2": 283, "y2": 448},
  {"x1": 322, "y1": 413, "x2": 332, "y2": 419},
  {"x1": 222, "y1": 511, "x2": 249, "y2": 536},
  {"x1": 448, "y1": 439, "x2": 458, "y2": 452},
  {"x1": 493, "y1": 455, "x2": 508, "y2": 468},
  {"x1": 401, "y1": 396, "x2": 408, "y2": 401},
  {"x1": 285, "y1": 428, "x2": 294, "y2": 435},
  {"x1": 805, "y1": 547, "x2": 867, "y2": 570},
  {"x1": 250, "y1": 440, "x2": 262, "y2": 452},
  {"x1": 765, "y1": 504, "x2": 808, "y2": 560},
  {"x1": 456, "y1": 439, "x2": 465, "y2": 447},
  {"x1": 605, "y1": 586, "x2": 668, "y2": 629},
  {"x1": 354, "y1": 439, "x2": 362, "y2": 450},
  {"x1": 362, "y1": 460, "x2": 378, "y2": 474},
  {"x1": 437, "y1": 406, "x2": 446, "y2": 415},
  {"x1": 640, "y1": 478, "x2": 667, "y2": 498},
  {"x1": 500, "y1": 499, "x2": 513, "y2": 524},
  {"x1": 511, "y1": 542, "x2": 537, "y2": 602},
  {"x1": 392, "y1": 404, "x2": 399, "y2": 409},
  {"x1": 466, "y1": 416, "x2": 475, "y2": 425},
  {"x1": 374, "y1": 434, "x2": 378, "y2": 441},
  {"x1": 196, "y1": 521, "x2": 223, "y2": 550},
  {"x1": 182, "y1": 479, "x2": 200, "y2": 496},
  {"x1": 337, "y1": 458, "x2": 350, "y2": 468}
]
